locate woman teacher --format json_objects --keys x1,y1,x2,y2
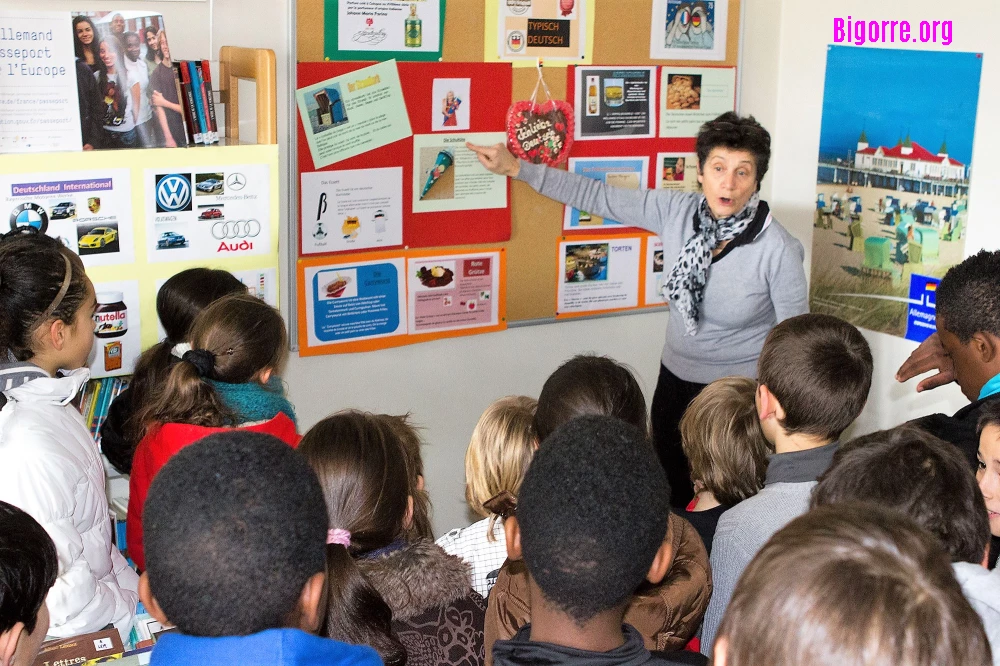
[{"x1": 469, "y1": 112, "x2": 808, "y2": 506}]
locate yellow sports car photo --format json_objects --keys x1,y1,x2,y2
[{"x1": 78, "y1": 226, "x2": 118, "y2": 249}]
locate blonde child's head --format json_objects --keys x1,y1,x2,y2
[
  {"x1": 465, "y1": 396, "x2": 538, "y2": 533},
  {"x1": 680, "y1": 376, "x2": 769, "y2": 507}
]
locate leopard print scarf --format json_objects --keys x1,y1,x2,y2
[{"x1": 663, "y1": 192, "x2": 761, "y2": 335}]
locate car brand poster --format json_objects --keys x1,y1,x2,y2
[
  {"x1": 144, "y1": 164, "x2": 271, "y2": 262},
  {"x1": 0, "y1": 169, "x2": 134, "y2": 267},
  {"x1": 0, "y1": 144, "x2": 281, "y2": 374}
]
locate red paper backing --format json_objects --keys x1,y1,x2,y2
[{"x1": 297, "y1": 62, "x2": 514, "y2": 255}]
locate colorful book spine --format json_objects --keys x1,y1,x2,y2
[
  {"x1": 200, "y1": 60, "x2": 220, "y2": 143},
  {"x1": 170, "y1": 67, "x2": 190, "y2": 147},
  {"x1": 177, "y1": 62, "x2": 204, "y2": 144},
  {"x1": 185, "y1": 60, "x2": 210, "y2": 145}
]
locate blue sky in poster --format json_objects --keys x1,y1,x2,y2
[{"x1": 817, "y1": 46, "x2": 982, "y2": 166}]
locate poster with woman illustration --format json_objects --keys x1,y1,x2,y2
[{"x1": 71, "y1": 11, "x2": 187, "y2": 150}]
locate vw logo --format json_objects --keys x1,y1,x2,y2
[
  {"x1": 226, "y1": 172, "x2": 246, "y2": 191},
  {"x1": 212, "y1": 219, "x2": 261, "y2": 240},
  {"x1": 156, "y1": 174, "x2": 192, "y2": 212}
]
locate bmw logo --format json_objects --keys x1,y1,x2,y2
[
  {"x1": 155, "y1": 174, "x2": 192, "y2": 213},
  {"x1": 10, "y1": 203, "x2": 48, "y2": 233}
]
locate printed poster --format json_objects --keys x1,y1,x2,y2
[
  {"x1": 407, "y1": 252, "x2": 501, "y2": 333},
  {"x1": 301, "y1": 167, "x2": 403, "y2": 255},
  {"x1": 656, "y1": 152, "x2": 699, "y2": 192},
  {"x1": 1, "y1": 169, "x2": 134, "y2": 267},
  {"x1": 658, "y1": 66, "x2": 735, "y2": 138},
  {"x1": 144, "y1": 164, "x2": 271, "y2": 263},
  {"x1": 649, "y1": 0, "x2": 728, "y2": 61},
  {"x1": 496, "y1": 0, "x2": 588, "y2": 62},
  {"x1": 562, "y1": 157, "x2": 649, "y2": 230},
  {"x1": 0, "y1": 10, "x2": 82, "y2": 153},
  {"x1": 304, "y1": 257, "x2": 407, "y2": 347},
  {"x1": 809, "y1": 46, "x2": 981, "y2": 340},
  {"x1": 70, "y1": 11, "x2": 187, "y2": 149},
  {"x1": 557, "y1": 237, "x2": 641, "y2": 314},
  {"x1": 325, "y1": 0, "x2": 445, "y2": 62},
  {"x1": 89, "y1": 279, "x2": 140, "y2": 379},
  {"x1": 296, "y1": 60, "x2": 413, "y2": 169},
  {"x1": 412, "y1": 132, "x2": 507, "y2": 213},
  {"x1": 643, "y1": 236, "x2": 667, "y2": 307},
  {"x1": 575, "y1": 67, "x2": 657, "y2": 141}
]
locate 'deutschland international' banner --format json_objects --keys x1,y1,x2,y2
[
  {"x1": 0, "y1": 10, "x2": 82, "y2": 153},
  {"x1": 809, "y1": 45, "x2": 982, "y2": 343}
]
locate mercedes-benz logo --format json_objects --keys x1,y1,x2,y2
[
  {"x1": 212, "y1": 219, "x2": 261, "y2": 240},
  {"x1": 226, "y1": 172, "x2": 246, "y2": 191}
]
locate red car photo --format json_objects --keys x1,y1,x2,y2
[{"x1": 199, "y1": 208, "x2": 223, "y2": 220}]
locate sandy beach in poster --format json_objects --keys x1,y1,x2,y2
[
  {"x1": 649, "y1": 0, "x2": 728, "y2": 61},
  {"x1": 658, "y1": 66, "x2": 735, "y2": 138},
  {"x1": 562, "y1": 157, "x2": 649, "y2": 230},
  {"x1": 297, "y1": 60, "x2": 413, "y2": 169},
  {"x1": 557, "y1": 237, "x2": 641, "y2": 314},
  {"x1": 407, "y1": 252, "x2": 501, "y2": 333},
  {"x1": 300, "y1": 167, "x2": 403, "y2": 254},
  {"x1": 809, "y1": 46, "x2": 980, "y2": 341},
  {"x1": 412, "y1": 132, "x2": 507, "y2": 213}
]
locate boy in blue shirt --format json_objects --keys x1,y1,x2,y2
[{"x1": 138, "y1": 431, "x2": 382, "y2": 666}]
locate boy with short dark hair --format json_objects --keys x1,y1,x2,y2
[
  {"x1": 700, "y1": 313, "x2": 873, "y2": 653},
  {"x1": 0, "y1": 500, "x2": 58, "y2": 666},
  {"x1": 139, "y1": 431, "x2": 383, "y2": 666},
  {"x1": 811, "y1": 425, "x2": 1000, "y2": 663},
  {"x1": 907, "y1": 249, "x2": 1000, "y2": 468},
  {"x1": 492, "y1": 415, "x2": 707, "y2": 666}
]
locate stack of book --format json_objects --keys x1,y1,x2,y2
[
  {"x1": 174, "y1": 59, "x2": 221, "y2": 146},
  {"x1": 74, "y1": 376, "x2": 130, "y2": 443}
]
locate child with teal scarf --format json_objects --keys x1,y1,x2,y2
[{"x1": 209, "y1": 374, "x2": 297, "y2": 426}]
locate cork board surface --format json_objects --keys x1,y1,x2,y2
[{"x1": 296, "y1": 0, "x2": 741, "y2": 321}]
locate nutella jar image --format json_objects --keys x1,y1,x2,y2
[{"x1": 94, "y1": 291, "x2": 128, "y2": 339}]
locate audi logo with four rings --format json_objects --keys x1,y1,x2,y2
[{"x1": 212, "y1": 219, "x2": 261, "y2": 240}]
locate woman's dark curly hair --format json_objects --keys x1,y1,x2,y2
[{"x1": 695, "y1": 112, "x2": 772, "y2": 189}]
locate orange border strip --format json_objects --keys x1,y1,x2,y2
[{"x1": 298, "y1": 247, "x2": 507, "y2": 356}]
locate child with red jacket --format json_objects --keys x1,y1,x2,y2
[{"x1": 127, "y1": 294, "x2": 298, "y2": 570}]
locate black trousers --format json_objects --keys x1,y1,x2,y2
[{"x1": 650, "y1": 363, "x2": 707, "y2": 508}]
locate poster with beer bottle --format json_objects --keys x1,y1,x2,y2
[{"x1": 325, "y1": 0, "x2": 445, "y2": 61}]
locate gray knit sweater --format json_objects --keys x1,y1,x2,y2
[
  {"x1": 699, "y1": 441, "x2": 840, "y2": 655},
  {"x1": 516, "y1": 160, "x2": 808, "y2": 383}
]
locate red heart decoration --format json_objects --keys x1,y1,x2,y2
[{"x1": 506, "y1": 99, "x2": 575, "y2": 167}]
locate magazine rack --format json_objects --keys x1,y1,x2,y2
[{"x1": 218, "y1": 46, "x2": 278, "y2": 145}]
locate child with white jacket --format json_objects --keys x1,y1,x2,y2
[{"x1": 0, "y1": 229, "x2": 138, "y2": 640}]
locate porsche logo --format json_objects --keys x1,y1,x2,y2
[{"x1": 88, "y1": 197, "x2": 101, "y2": 214}]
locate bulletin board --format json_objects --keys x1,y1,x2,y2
[{"x1": 292, "y1": 0, "x2": 743, "y2": 353}]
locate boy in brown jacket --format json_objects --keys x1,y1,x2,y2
[{"x1": 485, "y1": 452, "x2": 711, "y2": 662}]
